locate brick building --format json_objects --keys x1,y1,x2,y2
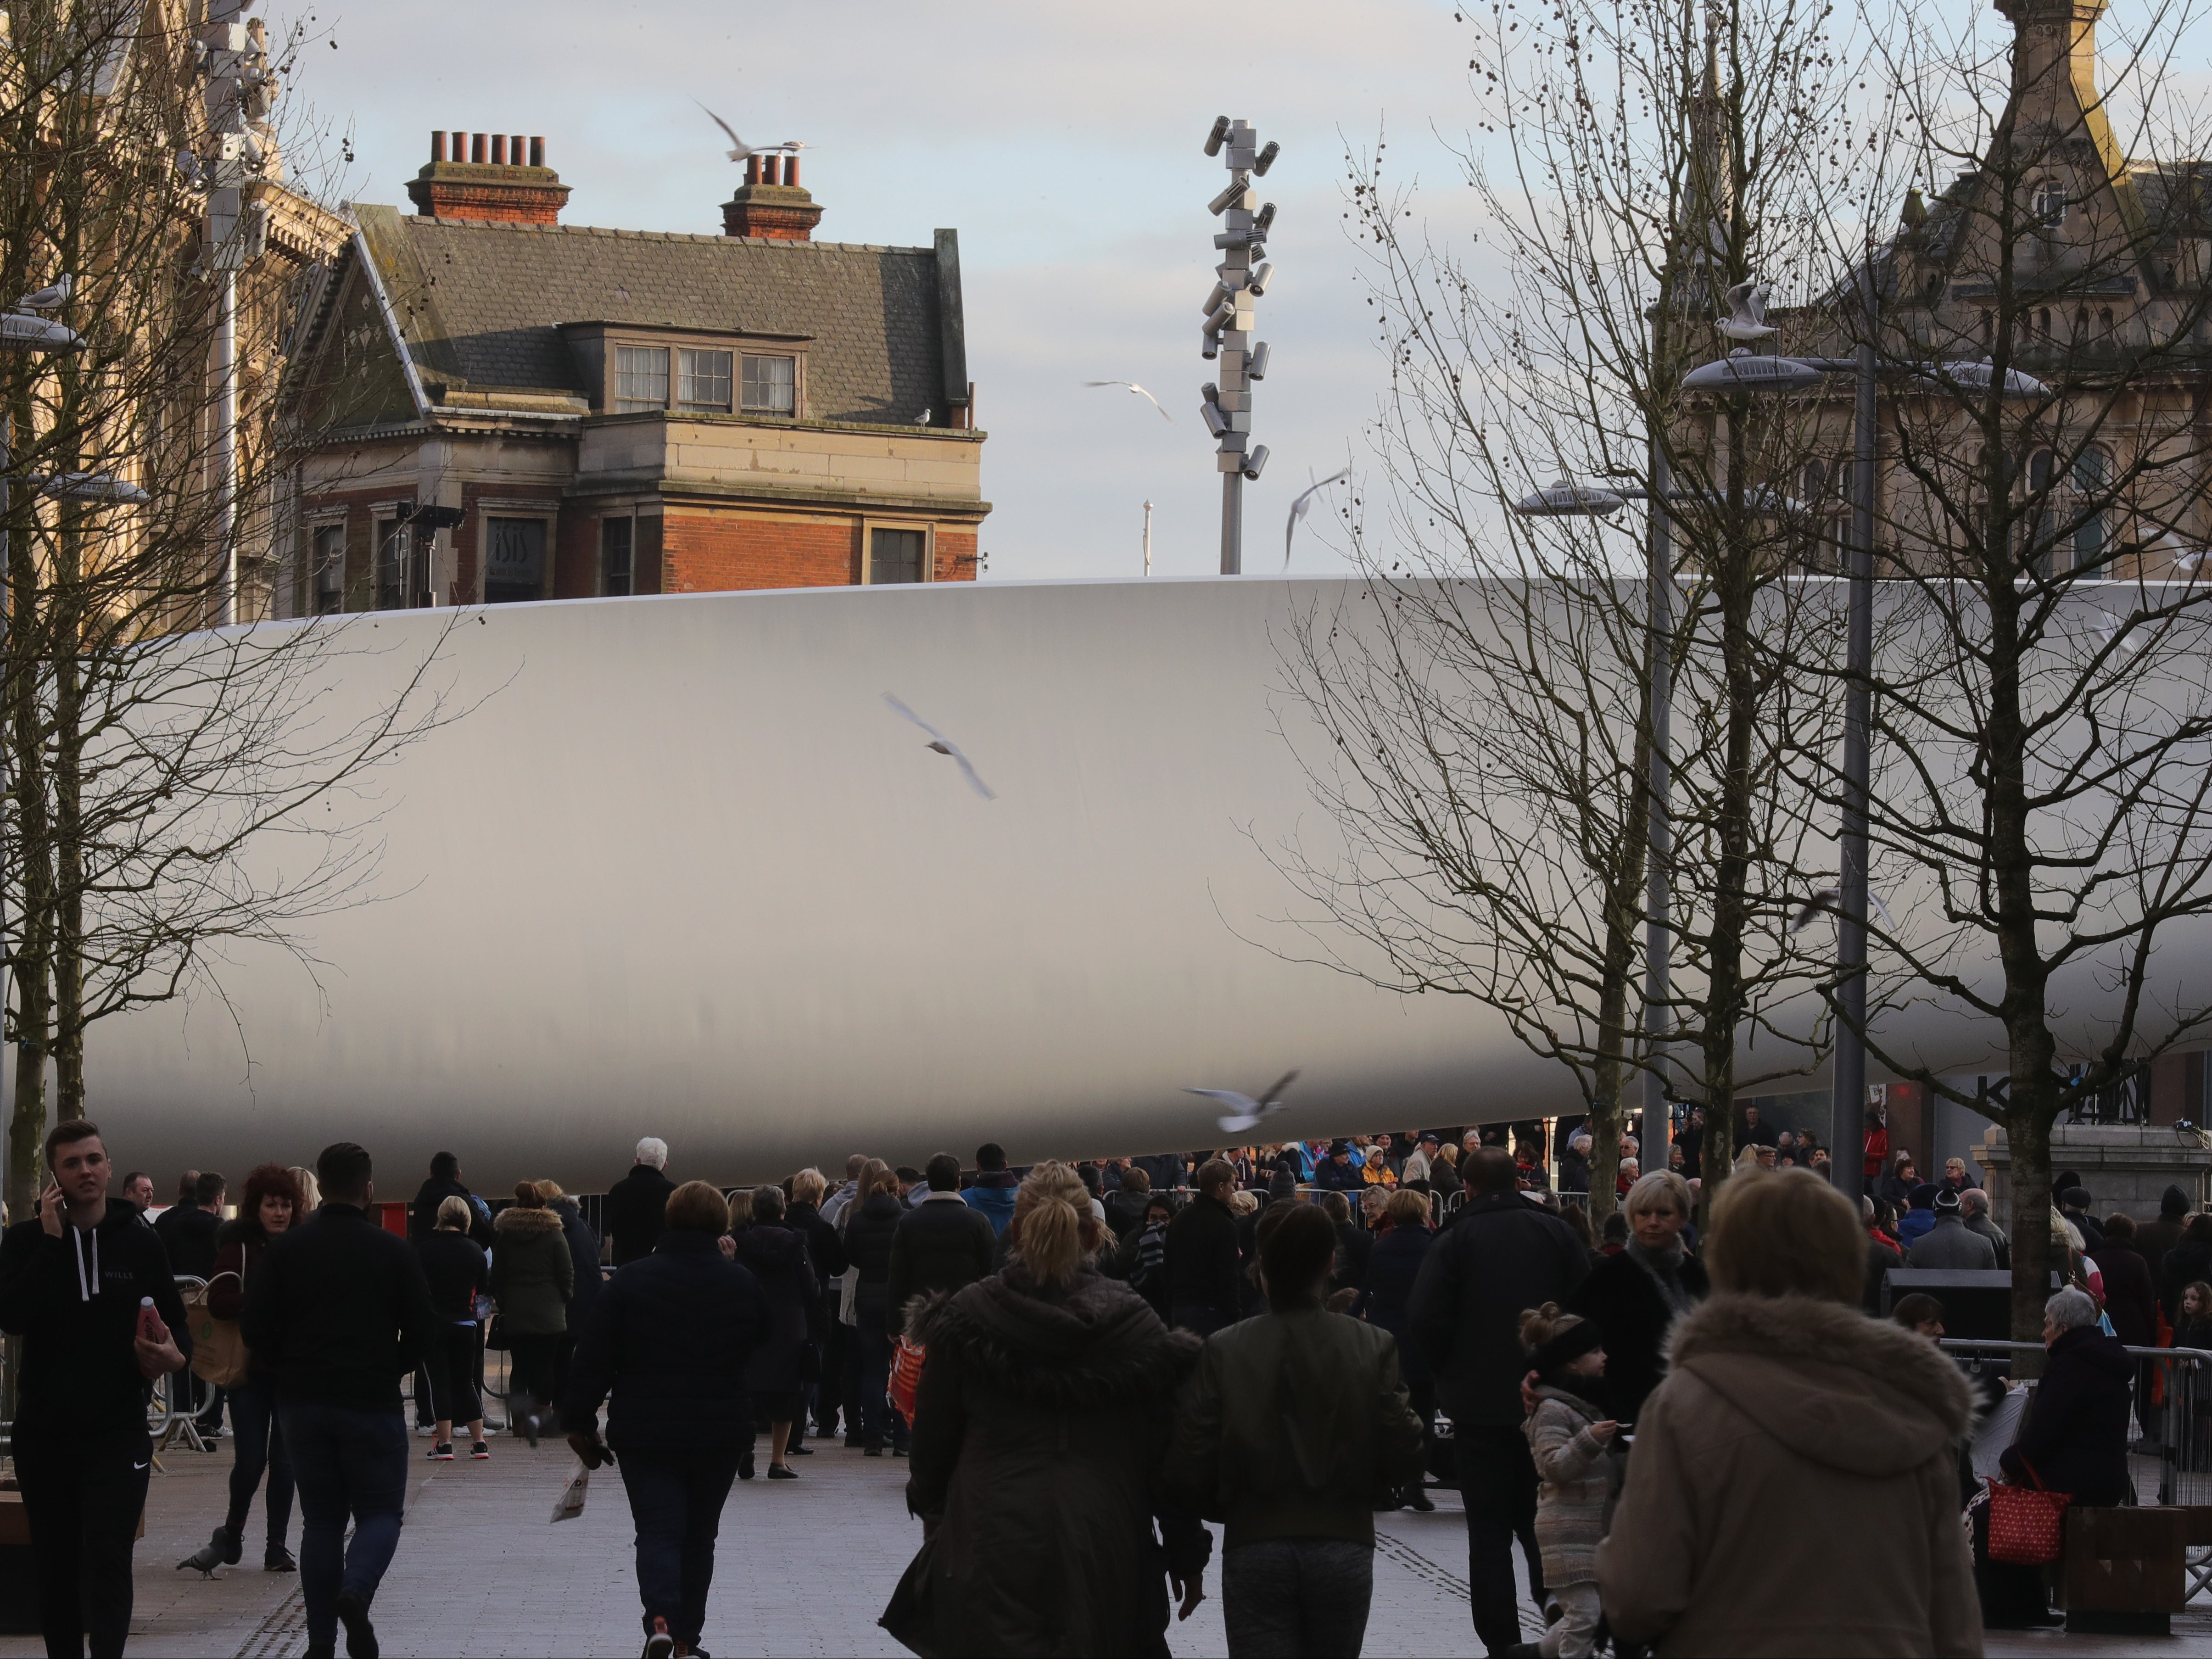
[{"x1": 276, "y1": 133, "x2": 987, "y2": 614}]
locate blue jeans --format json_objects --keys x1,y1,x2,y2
[
  {"x1": 279, "y1": 1403, "x2": 408, "y2": 1649},
  {"x1": 617, "y1": 1447, "x2": 742, "y2": 1642},
  {"x1": 1222, "y1": 1537, "x2": 1375, "y2": 1658},
  {"x1": 225, "y1": 1376, "x2": 294, "y2": 1547}
]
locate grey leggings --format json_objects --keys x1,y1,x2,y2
[{"x1": 1222, "y1": 1536, "x2": 1374, "y2": 1658}]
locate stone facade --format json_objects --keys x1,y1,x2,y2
[{"x1": 1973, "y1": 1122, "x2": 2212, "y2": 1223}]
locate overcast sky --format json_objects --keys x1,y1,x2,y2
[{"x1": 270, "y1": 0, "x2": 1489, "y2": 580}]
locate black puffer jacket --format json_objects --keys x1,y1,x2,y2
[
  {"x1": 561, "y1": 1229, "x2": 767, "y2": 1450},
  {"x1": 2002, "y1": 1323, "x2": 2134, "y2": 1506},
  {"x1": 730, "y1": 1223, "x2": 818, "y2": 1394},
  {"x1": 880, "y1": 1265, "x2": 1209, "y2": 1658},
  {"x1": 844, "y1": 1191, "x2": 904, "y2": 1325}
]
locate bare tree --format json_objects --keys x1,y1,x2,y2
[
  {"x1": 0, "y1": 0, "x2": 460, "y2": 1221},
  {"x1": 1267, "y1": 0, "x2": 1868, "y2": 1209}
]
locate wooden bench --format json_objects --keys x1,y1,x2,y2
[{"x1": 2062, "y1": 1506, "x2": 2188, "y2": 1635}]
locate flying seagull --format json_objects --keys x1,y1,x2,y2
[
  {"x1": 1285, "y1": 466, "x2": 1352, "y2": 567},
  {"x1": 2096, "y1": 609, "x2": 2145, "y2": 654},
  {"x1": 1083, "y1": 381, "x2": 1173, "y2": 423},
  {"x1": 1716, "y1": 280, "x2": 1776, "y2": 343},
  {"x1": 1790, "y1": 886, "x2": 1897, "y2": 933},
  {"x1": 1188, "y1": 1069, "x2": 1302, "y2": 1135},
  {"x1": 883, "y1": 693, "x2": 996, "y2": 800},
  {"x1": 16, "y1": 274, "x2": 71, "y2": 313},
  {"x1": 698, "y1": 105, "x2": 760, "y2": 162}
]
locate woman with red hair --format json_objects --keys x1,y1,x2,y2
[{"x1": 179, "y1": 1162, "x2": 303, "y2": 1575}]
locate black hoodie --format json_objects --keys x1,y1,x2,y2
[{"x1": 0, "y1": 1202, "x2": 191, "y2": 1435}]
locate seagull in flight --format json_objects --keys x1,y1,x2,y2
[
  {"x1": 883, "y1": 693, "x2": 996, "y2": 800},
  {"x1": 698, "y1": 105, "x2": 761, "y2": 162},
  {"x1": 2096, "y1": 609, "x2": 2145, "y2": 654},
  {"x1": 1285, "y1": 466, "x2": 1351, "y2": 567},
  {"x1": 1790, "y1": 886, "x2": 1897, "y2": 933},
  {"x1": 16, "y1": 274, "x2": 71, "y2": 313},
  {"x1": 1188, "y1": 1069, "x2": 1301, "y2": 1135},
  {"x1": 1716, "y1": 280, "x2": 1776, "y2": 343},
  {"x1": 1083, "y1": 381, "x2": 1173, "y2": 422}
]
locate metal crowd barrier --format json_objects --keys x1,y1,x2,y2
[
  {"x1": 1942, "y1": 1336, "x2": 2212, "y2": 1601},
  {"x1": 156, "y1": 1275, "x2": 212, "y2": 1460}
]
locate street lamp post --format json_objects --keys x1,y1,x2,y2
[
  {"x1": 1198, "y1": 116, "x2": 1279, "y2": 574},
  {"x1": 1680, "y1": 307, "x2": 2045, "y2": 1201}
]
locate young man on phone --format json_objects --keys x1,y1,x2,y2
[{"x1": 0, "y1": 1118, "x2": 190, "y2": 1659}]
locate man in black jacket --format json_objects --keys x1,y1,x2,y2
[
  {"x1": 405, "y1": 1151, "x2": 494, "y2": 1246},
  {"x1": 1407, "y1": 1147, "x2": 1590, "y2": 1657},
  {"x1": 0, "y1": 1119, "x2": 190, "y2": 1659},
  {"x1": 242, "y1": 1143, "x2": 437, "y2": 1659},
  {"x1": 605, "y1": 1137, "x2": 677, "y2": 1266},
  {"x1": 786, "y1": 1168, "x2": 848, "y2": 1446},
  {"x1": 887, "y1": 1152, "x2": 997, "y2": 1317},
  {"x1": 155, "y1": 1169, "x2": 224, "y2": 1279},
  {"x1": 1164, "y1": 1159, "x2": 1243, "y2": 1336}
]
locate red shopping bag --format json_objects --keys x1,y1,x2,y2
[
  {"x1": 1986, "y1": 1458, "x2": 2071, "y2": 1566},
  {"x1": 889, "y1": 1336, "x2": 925, "y2": 1427}
]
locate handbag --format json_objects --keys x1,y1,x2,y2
[
  {"x1": 888, "y1": 1336, "x2": 925, "y2": 1426},
  {"x1": 1986, "y1": 1456, "x2": 2072, "y2": 1566},
  {"x1": 185, "y1": 1274, "x2": 250, "y2": 1389}
]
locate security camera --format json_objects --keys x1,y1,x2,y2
[
  {"x1": 1254, "y1": 140, "x2": 1280, "y2": 176},
  {"x1": 1205, "y1": 116, "x2": 1231, "y2": 157},
  {"x1": 1254, "y1": 202, "x2": 1277, "y2": 238},
  {"x1": 1201, "y1": 382, "x2": 1220, "y2": 405},
  {"x1": 1248, "y1": 263, "x2": 1274, "y2": 298},
  {"x1": 1243, "y1": 444, "x2": 1271, "y2": 481},
  {"x1": 1201, "y1": 329, "x2": 1220, "y2": 361},
  {"x1": 1202, "y1": 281, "x2": 1229, "y2": 316},
  {"x1": 1208, "y1": 181, "x2": 1244, "y2": 217},
  {"x1": 1249, "y1": 342, "x2": 1271, "y2": 381},
  {"x1": 1201, "y1": 402, "x2": 1229, "y2": 437}
]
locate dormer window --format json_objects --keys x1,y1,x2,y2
[
  {"x1": 741, "y1": 353, "x2": 795, "y2": 415},
  {"x1": 569, "y1": 322, "x2": 809, "y2": 419},
  {"x1": 2033, "y1": 180, "x2": 2068, "y2": 227}
]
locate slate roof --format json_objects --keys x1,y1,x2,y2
[{"x1": 347, "y1": 206, "x2": 953, "y2": 426}]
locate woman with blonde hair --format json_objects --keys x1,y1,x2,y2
[
  {"x1": 883, "y1": 1162, "x2": 1209, "y2": 1656},
  {"x1": 1598, "y1": 1170, "x2": 1977, "y2": 1655}
]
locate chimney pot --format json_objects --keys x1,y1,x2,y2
[
  {"x1": 491, "y1": 134, "x2": 507, "y2": 165},
  {"x1": 745, "y1": 154, "x2": 760, "y2": 186},
  {"x1": 785, "y1": 153, "x2": 800, "y2": 187},
  {"x1": 529, "y1": 136, "x2": 545, "y2": 168},
  {"x1": 432, "y1": 131, "x2": 446, "y2": 163},
  {"x1": 512, "y1": 135, "x2": 525, "y2": 166},
  {"x1": 470, "y1": 133, "x2": 486, "y2": 164},
  {"x1": 411, "y1": 126, "x2": 570, "y2": 224},
  {"x1": 452, "y1": 131, "x2": 466, "y2": 162}
]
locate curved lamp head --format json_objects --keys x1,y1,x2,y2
[
  {"x1": 1515, "y1": 481, "x2": 1628, "y2": 517},
  {"x1": 1913, "y1": 359, "x2": 2048, "y2": 398},
  {"x1": 0, "y1": 313, "x2": 83, "y2": 354},
  {"x1": 1680, "y1": 354, "x2": 1826, "y2": 394},
  {"x1": 32, "y1": 472, "x2": 149, "y2": 505}
]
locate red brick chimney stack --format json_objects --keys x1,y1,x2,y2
[
  {"x1": 408, "y1": 129, "x2": 571, "y2": 224},
  {"x1": 721, "y1": 150, "x2": 823, "y2": 240}
]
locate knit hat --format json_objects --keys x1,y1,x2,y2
[
  {"x1": 1529, "y1": 1314, "x2": 1605, "y2": 1379},
  {"x1": 1933, "y1": 1188, "x2": 1961, "y2": 1214},
  {"x1": 2061, "y1": 1187, "x2": 2093, "y2": 1210},
  {"x1": 1329, "y1": 1140, "x2": 1351, "y2": 1157},
  {"x1": 2164, "y1": 1184, "x2": 2190, "y2": 1217},
  {"x1": 1909, "y1": 1182, "x2": 1939, "y2": 1210}
]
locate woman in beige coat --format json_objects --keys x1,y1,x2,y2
[{"x1": 1597, "y1": 1168, "x2": 1981, "y2": 1657}]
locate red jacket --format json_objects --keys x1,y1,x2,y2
[{"x1": 1863, "y1": 1124, "x2": 1890, "y2": 1180}]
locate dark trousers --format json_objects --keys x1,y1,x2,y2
[
  {"x1": 195, "y1": 1380, "x2": 227, "y2": 1433},
  {"x1": 1222, "y1": 1537, "x2": 1375, "y2": 1658},
  {"x1": 855, "y1": 1312, "x2": 906, "y2": 1449},
  {"x1": 1456, "y1": 1423, "x2": 1545, "y2": 1655},
  {"x1": 425, "y1": 1321, "x2": 482, "y2": 1427},
  {"x1": 223, "y1": 1376, "x2": 294, "y2": 1546},
  {"x1": 507, "y1": 1330, "x2": 562, "y2": 1413},
  {"x1": 280, "y1": 1402, "x2": 408, "y2": 1652},
  {"x1": 13, "y1": 1422, "x2": 149, "y2": 1659},
  {"x1": 617, "y1": 1446, "x2": 743, "y2": 1643},
  {"x1": 823, "y1": 1318, "x2": 854, "y2": 1436}
]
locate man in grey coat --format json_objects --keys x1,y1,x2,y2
[
  {"x1": 1907, "y1": 1189, "x2": 1999, "y2": 1269},
  {"x1": 1961, "y1": 1189, "x2": 2011, "y2": 1268}
]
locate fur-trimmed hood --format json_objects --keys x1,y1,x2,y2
[
  {"x1": 908, "y1": 1262, "x2": 1199, "y2": 1409},
  {"x1": 1665, "y1": 1292, "x2": 1976, "y2": 1475},
  {"x1": 493, "y1": 1203, "x2": 565, "y2": 1240}
]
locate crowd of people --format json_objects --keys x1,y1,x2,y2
[{"x1": 2, "y1": 1112, "x2": 2204, "y2": 1659}]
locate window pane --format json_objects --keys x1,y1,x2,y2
[
  {"x1": 376, "y1": 521, "x2": 405, "y2": 611},
  {"x1": 602, "y1": 517, "x2": 633, "y2": 597},
  {"x1": 313, "y1": 524, "x2": 344, "y2": 614},
  {"x1": 870, "y1": 527, "x2": 926, "y2": 585},
  {"x1": 615, "y1": 346, "x2": 668, "y2": 413},
  {"x1": 677, "y1": 349, "x2": 733, "y2": 413},
  {"x1": 741, "y1": 353, "x2": 796, "y2": 415},
  {"x1": 485, "y1": 517, "x2": 547, "y2": 603}
]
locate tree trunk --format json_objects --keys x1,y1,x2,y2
[{"x1": 2005, "y1": 1099, "x2": 2055, "y2": 1354}]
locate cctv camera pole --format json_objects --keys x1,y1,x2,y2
[
  {"x1": 1200, "y1": 117, "x2": 1278, "y2": 575},
  {"x1": 1143, "y1": 500, "x2": 1153, "y2": 577},
  {"x1": 198, "y1": 0, "x2": 268, "y2": 627}
]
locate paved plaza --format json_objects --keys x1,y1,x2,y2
[{"x1": 11, "y1": 1425, "x2": 2212, "y2": 1658}]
